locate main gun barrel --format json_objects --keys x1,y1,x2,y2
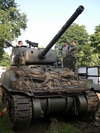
[{"x1": 40, "y1": 5, "x2": 84, "y2": 57}]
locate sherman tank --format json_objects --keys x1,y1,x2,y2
[{"x1": 0, "y1": 5, "x2": 99, "y2": 130}]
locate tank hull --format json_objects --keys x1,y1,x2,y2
[{"x1": 1, "y1": 66, "x2": 99, "y2": 130}]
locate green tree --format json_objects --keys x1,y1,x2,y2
[
  {"x1": 0, "y1": 0, "x2": 27, "y2": 58},
  {"x1": 0, "y1": 52, "x2": 10, "y2": 68},
  {"x1": 90, "y1": 24, "x2": 100, "y2": 54}
]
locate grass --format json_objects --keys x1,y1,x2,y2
[{"x1": 0, "y1": 102, "x2": 12, "y2": 133}]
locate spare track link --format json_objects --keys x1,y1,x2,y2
[
  {"x1": 8, "y1": 95, "x2": 32, "y2": 130},
  {"x1": 86, "y1": 91, "x2": 99, "y2": 114}
]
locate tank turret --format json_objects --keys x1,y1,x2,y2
[{"x1": 10, "y1": 5, "x2": 84, "y2": 67}]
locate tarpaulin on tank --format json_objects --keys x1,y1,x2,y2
[{"x1": 11, "y1": 68, "x2": 90, "y2": 95}]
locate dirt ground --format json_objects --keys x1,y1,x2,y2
[{"x1": 0, "y1": 90, "x2": 100, "y2": 133}]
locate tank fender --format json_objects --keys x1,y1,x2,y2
[
  {"x1": 88, "y1": 84, "x2": 100, "y2": 92},
  {"x1": 1, "y1": 70, "x2": 17, "y2": 89}
]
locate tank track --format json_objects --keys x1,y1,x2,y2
[
  {"x1": 86, "y1": 91, "x2": 99, "y2": 114},
  {"x1": 79, "y1": 91, "x2": 99, "y2": 121},
  {"x1": 2, "y1": 90, "x2": 32, "y2": 131}
]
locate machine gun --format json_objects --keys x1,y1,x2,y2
[
  {"x1": 4, "y1": 40, "x2": 14, "y2": 48},
  {"x1": 25, "y1": 40, "x2": 38, "y2": 48}
]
